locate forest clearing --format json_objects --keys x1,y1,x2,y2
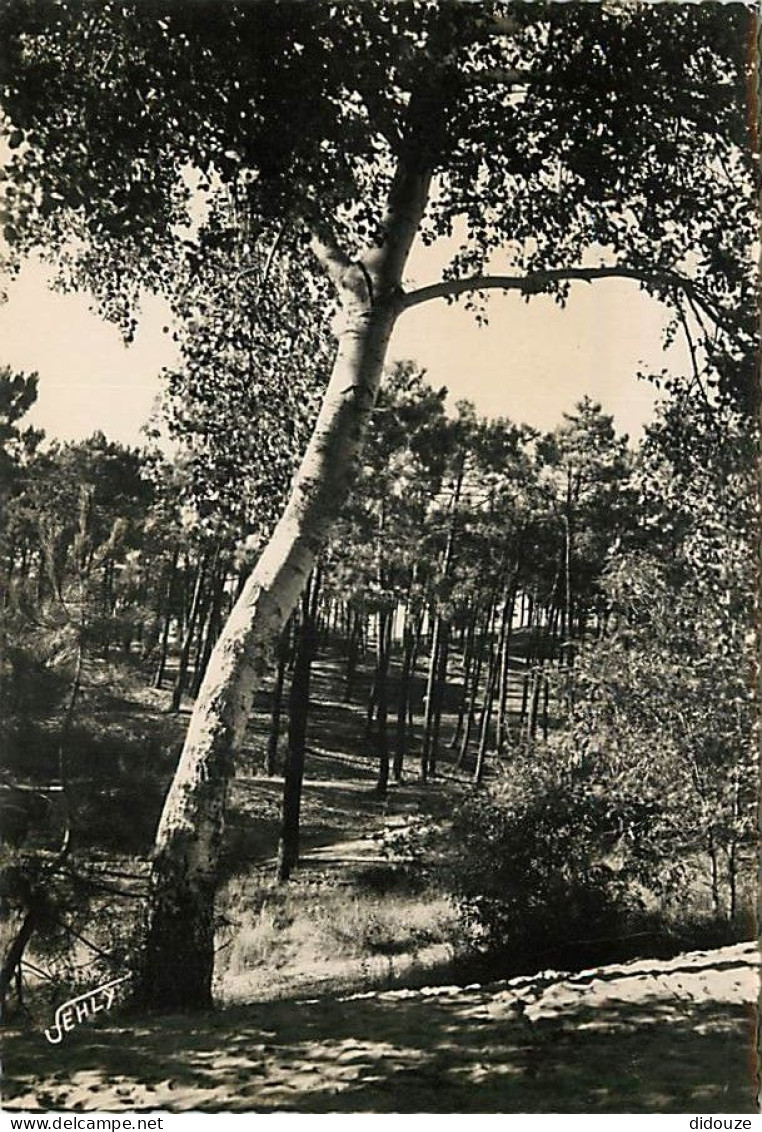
[{"x1": 0, "y1": 0, "x2": 759, "y2": 1116}]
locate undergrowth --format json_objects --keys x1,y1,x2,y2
[{"x1": 218, "y1": 874, "x2": 459, "y2": 994}]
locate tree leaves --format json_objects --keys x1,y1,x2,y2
[
  {"x1": 0, "y1": 1, "x2": 755, "y2": 410},
  {"x1": 561, "y1": 392, "x2": 758, "y2": 910}
]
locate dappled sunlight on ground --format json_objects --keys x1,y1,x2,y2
[{"x1": 4, "y1": 941, "x2": 757, "y2": 1113}]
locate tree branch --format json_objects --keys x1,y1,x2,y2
[
  {"x1": 356, "y1": 89, "x2": 405, "y2": 151},
  {"x1": 673, "y1": 294, "x2": 723, "y2": 435},
  {"x1": 309, "y1": 230, "x2": 353, "y2": 290},
  {"x1": 400, "y1": 265, "x2": 737, "y2": 334}
]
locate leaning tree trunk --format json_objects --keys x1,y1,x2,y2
[
  {"x1": 136, "y1": 165, "x2": 430, "y2": 1010},
  {"x1": 0, "y1": 898, "x2": 43, "y2": 1016}
]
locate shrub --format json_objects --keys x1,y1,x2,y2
[{"x1": 443, "y1": 750, "x2": 659, "y2": 971}]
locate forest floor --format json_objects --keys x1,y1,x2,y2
[
  {"x1": 3, "y1": 942, "x2": 758, "y2": 1112},
  {"x1": 3, "y1": 646, "x2": 759, "y2": 1112}
]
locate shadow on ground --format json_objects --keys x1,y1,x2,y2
[{"x1": 5, "y1": 964, "x2": 757, "y2": 1113}]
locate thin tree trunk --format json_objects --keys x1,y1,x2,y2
[
  {"x1": 277, "y1": 575, "x2": 320, "y2": 882},
  {"x1": 518, "y1": 594, "x2": 538, "y2": 732},
  {"x1": 0, "y1": 900, "x2": 42, "y2": 1014},
  {"x1": 529, "y1": 602, "x2": 556, "y2": 742},
  {"x1": 420, "y1": 461, "x2": 463, "y2": 778},
  {"x1": 529, "y1": 659, "x2": 544, "y2": 740},
  {"x1": 420, "y1": 609, "x2": 440, "y2": 780},
  {"x1": 191, "y1": 563, "x2": 226, "y2": 698},
  {"x1": 393, "y1": 612, "x2": 413, "y2": 781},
  {"x1": 406, "y1": 617, "x2": 422, "y2": 727},
  {"x1": 495, "y1": 580, "x2": 518, "y2": 754},
  {"x1": 450, "y1": 613, "x2": 476, "y2": 750},
  {"x1": 708, "y1": 832, "x2": 722, "y2": 918},
  {"x1": 101, "y1": 558, "x2": 114, "y2": 661},
  {"x1": 474, "y1": 581, "x2": 509, "y2": 785},
  {"x1": 170, "y1": 549, "x2": 209, "y2": 713},
  {"x1": 427, "y1": 620, "x2": 449, "y2": 777},
  {"x1": 177, "y1": 553, "x2": 191, "y2": 634},
  {"x1": 456, "y1": 598, "x2": 493, "y2": 770},
  {"x1": 728, "y1": 775, "x2": 741, "y2": 921},
  {"x1": 266, "y1": 623, "x2": 290, "y2": 776},
  {"x1": 1, "y1": 543, "x2": 14, "y2": 611},
  {"x1": 394, "y1": 608, "x2": 423, "y2": 780},
  {"x1": 374, "y1": 607, "x2": 393, "y2": 795},
  {"x1": 541, "y1": 673, "x2": 550, "y2": 740},
  {"x1": 370, "y1": 498, "x2": 393, "y2": 794},
  {"x1": 343, "y1": 610, "x2": 362, "y2": 703},
  {"x1": 365, "y1": 652, "x2": 379, "y2": 738},
  {"x1": 137, "y1": 162, "x2": 430, "y2": 1010},
  {"x1": 561, "y1": 488, "x2": 575, "y2": 710},
  {"x1": 473, "y1": 645, "x2": 498, "y2": 785},
  {"x1": 190, "y1": 588, "x2": 212, "y2": 680}
]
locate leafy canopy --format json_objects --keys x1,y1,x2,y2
[{"x1": 0, "y1": 2, "x2": 757, "y2": 406}]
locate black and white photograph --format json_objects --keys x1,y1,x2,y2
[{"x1": 0, "y1": 0, "x2": 759, "y2": 1116}]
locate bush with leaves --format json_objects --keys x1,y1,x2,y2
[
  {"x1": 558, "y1": 391, "x2": 758, "y2": 924},
  {"x1": 444, "y1": 748, "x2": 661, "y2": 971}
]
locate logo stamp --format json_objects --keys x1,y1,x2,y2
[{"x1": 44, "y1": 975, "x2": 130, "y2": 1044}]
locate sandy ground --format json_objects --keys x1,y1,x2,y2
[{"x1": 3, "y1": 940, "x2": 758, "y2": 1113}]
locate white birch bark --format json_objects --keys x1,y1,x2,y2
[{"x1": 139, "y1": 165, "x2": 431, "y2": 1008}]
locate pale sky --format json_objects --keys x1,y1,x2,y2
[{"x1": 0, "y1": 241, "x2": 681, "y2": 448}]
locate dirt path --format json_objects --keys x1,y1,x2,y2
[{"x1": 4, "y1": 941, "x2": 757, "y2": 1113}]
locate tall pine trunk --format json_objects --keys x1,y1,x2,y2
[{"x1": 137, "y1": 163, "x2": 430, "y2": 1010}]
